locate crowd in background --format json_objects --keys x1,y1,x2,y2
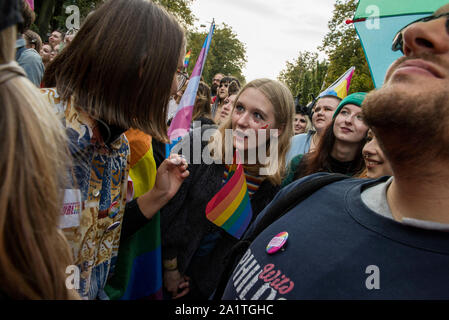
[{"x1": 2, "y1": 0, "x2": 449, "y2": 301}]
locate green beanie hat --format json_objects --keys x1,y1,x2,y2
[{"x1": 332, "y1": 92, "x2": 367, "y2": 119}]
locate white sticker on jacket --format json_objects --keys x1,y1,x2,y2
[{"x1": 60, "y1": 189, "x2": 82, "y2": 229}]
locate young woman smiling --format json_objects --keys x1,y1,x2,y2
[
  {"x1": 360, "y1": 129, "x2": 393, "y2": 179},
  {"x1": 283, "y1": 92, "x2": 369, "y2": 186},
  {"x1": 160, "y1": 78, "x2": 294, "y2": 300}
]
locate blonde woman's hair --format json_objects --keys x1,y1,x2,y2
[
  {"x1": 209, "y1": 78, "x2": 295, "y2": 185},
  {"x1": 0, "y1": 26, "x2": 76, "y2": 299}
]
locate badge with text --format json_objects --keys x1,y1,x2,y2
[
  {"x1": 60, "y1": 189, "x2": 82, "y2": 229},
  {"x1": 266, "y1": 231, "x2": 288, "y2": 254}
]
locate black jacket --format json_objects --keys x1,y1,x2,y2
[{"x1": 160, "y1": 126, "x2": 280, "y2": 298}]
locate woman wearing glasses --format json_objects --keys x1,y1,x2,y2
[{"x1": 41, "y1": 0, "x2": 189, "y2": 300}]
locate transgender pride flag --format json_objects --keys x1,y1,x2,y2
[{"x1": 167, "y1": 21, "x2": 215, "y2": 142}]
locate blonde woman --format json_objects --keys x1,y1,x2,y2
[
  {"x1": 161, "y1": 78, "x2": 294, "y2": 299},
  {"x1": 0, "y1": 18, "x2": 77, "y2": 299}
]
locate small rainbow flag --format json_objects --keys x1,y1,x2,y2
[
  {"x1": 205, "y1": 152, "x2": 253, "y2": 239},
  {"x1": 319, "y1": 66, "x2": 355, "y2": 100},
  {"x1": 183, "y1": 50, "x2": 191, "y2": 69}
]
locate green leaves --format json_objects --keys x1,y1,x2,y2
[
  {"x1": 320, "y1": 0, "x2": 374, "y2": 93},
  {"x1": 154, "y1": 0, "x2": 195, "y2": 28},
  {"x1": 279, "y1": 0, "x2": 374, "y2": 102},
  {"x1": 186, "y1": 23, "x2": 247, "y2": 85},
  {"x1": 278, "y1": 52, "x2": 328, "y2": 107}
]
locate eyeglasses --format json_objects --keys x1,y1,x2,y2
[
  {"x1": 392, "y1": 12, "x2": 449, "y2": 53},
  {"x1": 176, "y1": 69, "x2": 188, "y2": 91}
]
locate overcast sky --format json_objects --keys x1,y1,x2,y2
[{"x1": 191, "y1": 0, "x2": 337, "y2": 82}]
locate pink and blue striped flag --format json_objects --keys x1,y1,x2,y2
[{"x1": 167, "y1": 21, "x2": 215, "y2": 142}]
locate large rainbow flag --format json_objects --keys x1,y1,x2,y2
[
  {"x1": 104, "y1": 129, "x2": 162, "y2": 300},
  {"x1": 318, "y1": 66, "x2": 355, "y2": 100},
  {"x1": 205, "y1": 152, "x2": 253, "y2": 240},
  {"x1": 167, "y1": 21, "x2": 215, "y2": 142}
]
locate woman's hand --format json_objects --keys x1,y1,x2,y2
[
  {"x1": 164, "y1": 269, "x2": 190, "y2": 299},
  {"x1": 137, "y1": 153, "x2": 189, "y2": 219},
  {"x1": 153, "y1": 153, "x2": 189, "y2": 203}
]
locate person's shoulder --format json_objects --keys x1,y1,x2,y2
[{"x1": 18, "y1": 48, "x2": 42, "y2": 62}]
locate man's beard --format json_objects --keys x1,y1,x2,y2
[{"x1": 362, "y1": 61, "x2": 449, "y2": 170}]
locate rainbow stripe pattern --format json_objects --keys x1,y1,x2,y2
[
  {"x1": 183, "y1": 50, "x2": 191, "y2": 69},
  {"x1": 205, "y1": 157, "x2": 253, "y2": 240},
  {"x1": 167, "y1": 22, "x2": 215, "y2": 142},
  {"x1": 319, "y1": 66, "x2": 355, "y2": 100}
]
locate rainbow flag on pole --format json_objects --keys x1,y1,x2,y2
[
  {"x1": 318, "y1": 66, "x2": 355, "y2": 100},
  {"x1": 183, "y1": 50, "x2": 191, "y2": 69},
  {"x1": 167, "y1": 21, "x2": 215, "y2": 142},
  {"x1": 205, "y1": 152, "x2": 253, "y2": 239}
]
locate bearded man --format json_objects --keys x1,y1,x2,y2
[{"x1": 220, "y1": 3, "x2": 449, "y2": 300}]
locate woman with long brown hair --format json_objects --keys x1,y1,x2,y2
[
  {"x1": 41, "y1": 0, "x2": 189, "y2": 299},
  {"x1": 0, "y1": 6, "x2": 76, "y2": 299}
]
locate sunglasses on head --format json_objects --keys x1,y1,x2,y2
[{"x1": 392, "y1": 12, "x2": 449, "y2": 53}]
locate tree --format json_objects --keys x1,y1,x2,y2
[
  {"x1": 186, "y1": 23, "x2": 247, "y2": 85},
  {"x1": 319, "y1": 0, "x2": 374, "y2": 93},
  {"x1": 154, "y1": 0, "x2": 195, "y2": 29},
  {"x1": 34, "y1": 0, "x2": 196, "y2": 42},
  {"x1": 34, "y1": 0, "x2": 102, "y2": 39},
  {"x1": 278, "y1": 51, "x2": 328, "y2": 107}
]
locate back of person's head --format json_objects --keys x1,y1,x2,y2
[
  {"x1": 220, "y1": 76, "x2": 241, "y2": 88},
  {"x1": 0, "y1": 24, "x2": 75, "y2": 300},
  {"x1": 227, "y1": 79, "x2": 241, "y2": 96},
  {"x1": 43, "y1": 0, "x2": 185, "y2": 142},
  {"x1": 193, "y1": 81, "x2": 212, "y2": 121},
  {"x1": 17, "y1": 0, "x2": 35, "y2": 34},
  {"x1": 23, "y1": 29, "x2": 42, "y2": 52}
]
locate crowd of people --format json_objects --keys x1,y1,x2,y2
[{"x1": 1, "y1": 0, "x2": 449, "y2": 300}]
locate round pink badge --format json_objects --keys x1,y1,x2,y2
[{"x1": 266, "y1": 231, "x2": 288, "y2": 254}]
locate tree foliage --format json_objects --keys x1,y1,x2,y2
[
  {"x1": 319, "y1": 0, "x2": 374, "y2": 93},
  {"x1": 278, "y1": 0, "x2": 374, "y2": 99},
  {"x1": 278, "y1": 51, "x2": 328, "y2": 107},
  {"x1": 153, "y1": 0, "x2": 195, "y2": 29},
  {"x1": 186, "y1": 23, "x2": 247, "y2": 85},
  {"x1": 34, "y1": 0, "x2": 196, "y2": 41}
]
